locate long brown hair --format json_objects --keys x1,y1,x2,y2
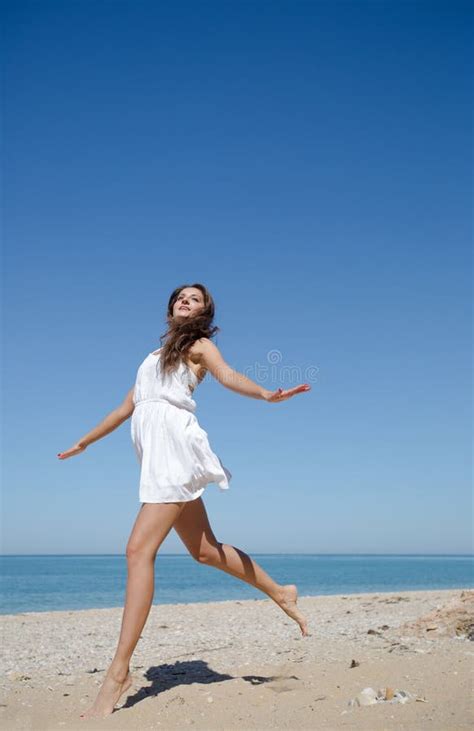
[{"x1": 157, "y1": 283, "x2": 220, "y2": 377}]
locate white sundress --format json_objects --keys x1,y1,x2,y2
[{"x1": 131, "y1": 348, "x2": 232, "y2": 503}]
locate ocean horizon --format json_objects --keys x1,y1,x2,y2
[{"x1": 1, "y1": 553, "x2": 472, "y2": 615}]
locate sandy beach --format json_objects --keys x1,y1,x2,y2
[{"x1": 1, "y1": 588, "x2": 473, "y2": 730}]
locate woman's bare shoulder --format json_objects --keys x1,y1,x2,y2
[
  {"x1": 188, "y1": 339, "x2": 216, "y2": 375},
  {"x1": 188, "y1": 337, "x2": 207, "y2": 353},
  {"x1": 191, "y1": 337, "x2": 219, "y2": 352}
]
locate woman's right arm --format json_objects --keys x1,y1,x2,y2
[{"x1": 57, "y1": 387, "x2": 135, "y2": 459}]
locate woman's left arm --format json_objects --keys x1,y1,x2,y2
[{"x1": 196, "y1": 339, "x2": 311, "y2": 402}]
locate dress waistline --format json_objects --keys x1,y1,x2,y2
[{"x1": 134, "y1": 398, "x2": 195, "y2": 413}]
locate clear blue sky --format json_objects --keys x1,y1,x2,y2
[{"x1": 3, "y1": 0, "x2": 472, "y2": 554}]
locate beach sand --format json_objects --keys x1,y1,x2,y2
[{"x1": 1, "y1": 588, "x2": 473, "y2": 730}]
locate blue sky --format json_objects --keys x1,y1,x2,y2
[{"x1": 3, "y1": 0, "x2": 472, "y2": 554}]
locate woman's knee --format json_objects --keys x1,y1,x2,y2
[
  {"x1": 192, "y1": 541, "x2": 222, "y2": 565},
  {"x1": 126, "y1": 542, "x2": 156, "y2": 562}
]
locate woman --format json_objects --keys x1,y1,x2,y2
[{"x1": 58, "y1": 283, "x2": 311, "y2": 719}]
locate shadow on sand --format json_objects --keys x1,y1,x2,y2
[{"x1": 121, "y1": 659, "x2": 278, "y2": 709}]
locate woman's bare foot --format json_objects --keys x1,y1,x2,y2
[
  {"x1": 274, "y1": 584, "x2": 309, "y2": 636},
  {"x1": 79, "y1": 669, "x2": 133, "y2": 719}
]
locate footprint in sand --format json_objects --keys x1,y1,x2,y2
[{"x1": 266, "y1": 674, "x2": 301, "y2": 694}]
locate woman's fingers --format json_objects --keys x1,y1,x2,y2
[
  {"x1": 289, "y1": 384, "x2": 311, "y2": 396},
  {"x1": 278, "y1": 384, "x2": 310, "y2": 400},
  {"x1": 57, "y1": 449, "x2": 74, "y2": 459},
  {"x1": 57, "y1": 443, "x2": 86, "y2": 459}
]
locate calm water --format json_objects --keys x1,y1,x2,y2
[{"x1": 1, "y1": 554, "x2": 472, "y2": 615}]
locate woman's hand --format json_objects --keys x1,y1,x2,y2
[
  {"x1": 263, "y1": 383, "x2": 311, "y2": 403},
  {"x1": 57, "y1": 442, "x2": 87, "y2": 460}
]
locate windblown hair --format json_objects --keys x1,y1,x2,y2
[{"x1": 157, "y1": 283, "x2": 220, "y2": 377}]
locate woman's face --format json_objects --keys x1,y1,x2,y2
[{"x1": 172, "y1": 288, "x2": 205, "y2": 321}]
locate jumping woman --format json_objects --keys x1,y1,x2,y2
[{"x1": 57, "y1": 283, "x2": 311, "y2": 719}]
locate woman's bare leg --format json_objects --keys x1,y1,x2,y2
[
  {"x1": 80, "y1": 501, "x2": 186, "y2": 720},
  {"x1": 173, "y1": 498, "x2": 308, "y2": 636}
]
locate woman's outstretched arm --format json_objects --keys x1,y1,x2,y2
[
  {"x1": 196, "y1": 339, "x2": 311, "y2": 403},
  {"x1": 57, "y1": 387, "x2": 135, "y2": 459}
]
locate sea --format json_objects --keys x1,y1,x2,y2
[{"x1": 1, "y1": 554, "x2": 472, "y2": 615}]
